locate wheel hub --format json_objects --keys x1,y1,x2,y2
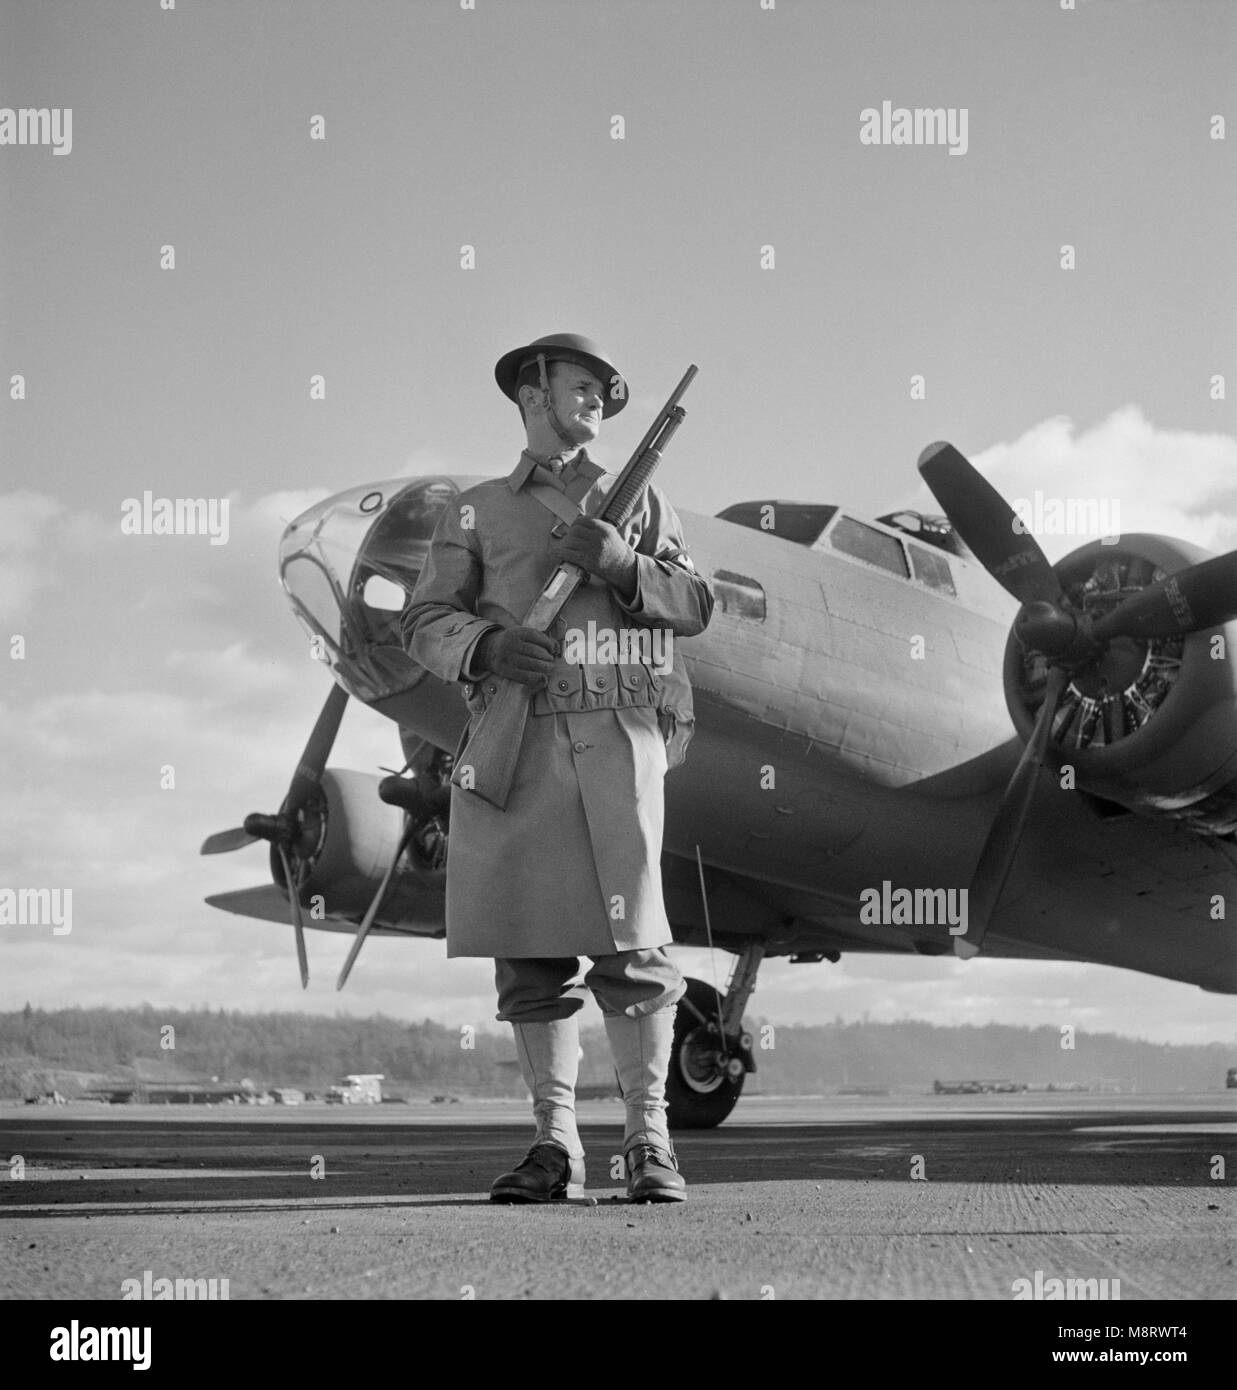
[{"x1": 678, "y1": 1026, "x2": 729, "y2": 1094}]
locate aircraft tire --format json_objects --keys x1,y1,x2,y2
[{"x1": 666, "y1": 977, "x2": 745, "y2": 1130}]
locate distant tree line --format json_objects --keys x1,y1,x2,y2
[
  {"x1": 741, "y1": 1017, "x2": 1234, "y2": 1094},
  {"x1": 0, "y1": 1004, "x2": 1231, "y2": 1098},
  {"x1": 0, "y1": 1004, "x2": 526, "y2": 1098}
]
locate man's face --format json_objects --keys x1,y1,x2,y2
[{"x1": 547, "y1": 361, "x2": 605, "y2": 443}]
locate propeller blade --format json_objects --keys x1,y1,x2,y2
[
  {"x1": 277, "y1": 844, "x2": 310, "y2": 989},
  {"x1": 200, "y1": 826, "x2": 258, "y2": 855},
  {"x1": 336, "y1": 819, "x2": 416, "y2": 991},
  {"x1": 1092, "y1": 550, "x2": 1237, "y2": 643},
  {"x1": 284, "y1": 682, "x2": 349, "y2": 816},
  {"x1": 918, "y1": 442, "x2": 1063, "y2": 607},
  {"x1": 956, "y1": 664, "x2": 1071, "y2": 960}
]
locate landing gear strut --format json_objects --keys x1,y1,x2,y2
[{"x1": 666, "y1": 942, "x2": 764, "y2": 1130}]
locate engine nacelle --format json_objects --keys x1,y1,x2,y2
[
  {"x1": 271, "y1": 769, "x2": 447, "y2": 920},
  {"x1": 1002, "y1": 535, "x2": 1237, "y2": 834}
]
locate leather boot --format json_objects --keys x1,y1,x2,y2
[
  {"x1": 490, "y1": 1019, "x2": 586, "y2": 1203},
  {"x1": 604, "y1": 1008, "x2": 686, "y2": 1203}
]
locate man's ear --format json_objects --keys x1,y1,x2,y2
[{"x1": 518, "y1": 383, "x2": 549, "y2": 417}]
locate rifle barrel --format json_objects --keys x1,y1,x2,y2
[{"x1": 601, "y1": 366, "x2": 697, "y2": 528}]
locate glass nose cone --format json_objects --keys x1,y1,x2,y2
[{"x1": 278, "y1": 476, "x2": 468, "y2": 703}]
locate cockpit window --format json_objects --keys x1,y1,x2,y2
[
  {"x1": 717, "y1": 501, "x2": 838, "y2": 546},
  {"x1": 826, "y1": 516, "x2": 909, "y2": 578},
  {"x1": 876, "y1": 509, "x2": 969, "y2": 558},
  {"x1": 907, "y1": 542, "x2": 956, "y2": 596}
]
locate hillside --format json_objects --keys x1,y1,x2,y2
[{"x1": 2, "y1": 1005, "x2": 1231, "y2": 1099}]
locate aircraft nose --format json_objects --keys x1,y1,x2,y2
[{"x1": 278, "y1": 477, "x2": 459, "y2": 704}]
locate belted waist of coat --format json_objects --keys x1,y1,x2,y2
[{"x1": 463, "y1": 660, "x2": 665, "y2": 716}]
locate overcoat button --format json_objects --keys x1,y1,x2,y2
[
  {"x1": 595, "y1": 675, "x2": 607, "y2": 689},
  {"x1": 557, "y1": 680, "x2": 570, "y2": 691},
  {"x1": 486, "y1": 684, "x2": 497, "y2": 695},
  {"x1": 572, "y1": 741, "x2": 588, "y2": 753}
]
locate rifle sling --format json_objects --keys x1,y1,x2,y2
[{"x1": 523, "y1": 470, "x2": 597, "y2": 535}]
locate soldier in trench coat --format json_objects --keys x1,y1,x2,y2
[{"x1": 402, "y1": 334, "x2": 713, "y2": 1203}]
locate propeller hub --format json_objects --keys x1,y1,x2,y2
[
  {"x1": 378, "y1": 775, "x2": 426, "y2": 811},
  {"x1": 1066, "y1": 634, "x2": 1149, "y2": 701},
  {"x1": 242, "y1": 813, "x2": 284, "y2": 842},
  {"x1": 1014, "y1": 601, "x2": 1080, "y2": 657},
  {"x1": 378, "y1": 775, "x2": 451, "y2": 818}
]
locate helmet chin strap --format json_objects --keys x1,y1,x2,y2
[{"x1": 537, "y1": 353, "x2": 580, "y2": 452}]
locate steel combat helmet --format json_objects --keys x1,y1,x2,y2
[{"x1": 494, "y1": 333, "x2": 628, "y2": 418}]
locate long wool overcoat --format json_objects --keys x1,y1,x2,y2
[{"x1": 401, "y1": 450, "x2": 713, "y2": 958}]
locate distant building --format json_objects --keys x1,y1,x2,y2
[
  {"x1": 326, "y1": 1074, "x2": 384, "y2": 1104},
  {"x1": 25, "y1": 1091, "x2": 67, "y2": 1105},
  {"x1": 933, "y1": 1079, "x2": 1028, "y2": 1095},
  {"x1": 87, "y1": 1082, "x2": 253, "y2": 1104}
]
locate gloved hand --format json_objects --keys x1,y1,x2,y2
[
  {"x1": 475, "y1": 626, "x2": 557, "y2": 687},
  {"x1": 554, "y1": 516, "x2": 638, "y2": 597}
]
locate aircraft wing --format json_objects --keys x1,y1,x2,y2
[
  {"x1": 662, "y1": 738, "x2": 1237, "y2": 992},
  {"x1": 206, "y1": 886, "x2": 441, "y2": 939},
  {"x1": 982, "y1": 790, "x2": 1237, "y2": 990}
]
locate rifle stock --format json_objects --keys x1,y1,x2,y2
[{"x1": 452, "y1": 365, "x2": 697, "y2": 810}]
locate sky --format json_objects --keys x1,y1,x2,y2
[{"x1": 2, "y1": 0, "x2": 1235, "y2": 1046}]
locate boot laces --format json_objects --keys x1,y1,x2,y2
[{"x1": 628, "y1": 1143, "x2": 676, "y2": 1172}]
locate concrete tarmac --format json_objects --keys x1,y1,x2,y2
[{"x1": 0, "y1": 1093, "x2": 1233, "y2": 1301}]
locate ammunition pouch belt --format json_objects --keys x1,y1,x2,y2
[
  {"x1": 463, "y1": 660, "x2": 661, "y2": 716},
  {"x1": 462, "y1": 659, "x2": 696, "y2": 768}
]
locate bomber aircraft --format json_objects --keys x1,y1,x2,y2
[{"x1": 202, "y1": 443, "x2": 1237, "y2": 1127}]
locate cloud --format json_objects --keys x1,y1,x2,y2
[
  {"x1": 0, "y1": 490, "x2": 65, "y2": 549},
  {"x1": 911, "y1": 407, "x2": 1237, "y2": 560},
  {"x1": 163, "y1": 642, "x2": 299, "y2": 704},
  {"x1": 0, "y1": 492, "x2": 67, "y2": 620},
  {"x1": 241, "y1": 489, "x2": 334, "y2": 535}
]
